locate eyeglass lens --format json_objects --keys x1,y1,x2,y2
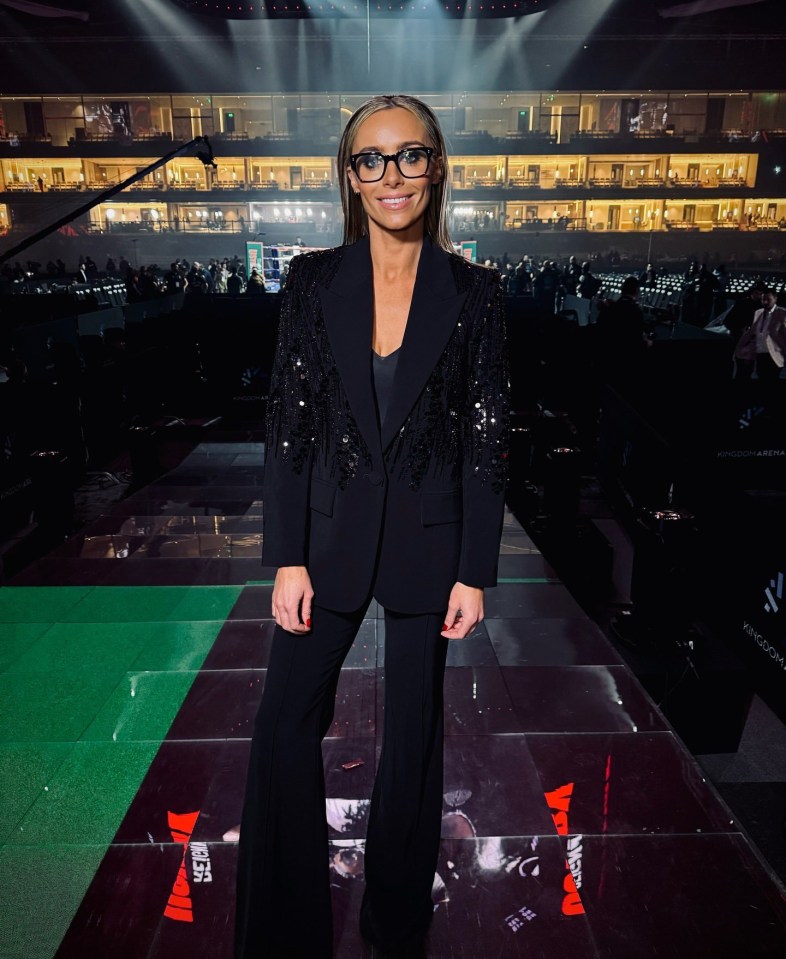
[{"x1": 354, "y1": 148, "x2": 431, "y2": 181}]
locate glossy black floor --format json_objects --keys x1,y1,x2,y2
[{"x1": 5, "y1": 439, "x2": 786, "y2": 959}]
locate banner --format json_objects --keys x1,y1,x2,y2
[
  {"x1": 245, "y1": 241, "x2": 264, "y2": 278},
  {"x1": 460, "y1": 240, "x2": 477, "y2": 263}
]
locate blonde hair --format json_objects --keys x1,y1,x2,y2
[{"x1": 337, "y1": 94, "x2": 453, "y2": 253}]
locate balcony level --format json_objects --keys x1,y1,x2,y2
[
  {"x1": 1, "y1": 129, "x2": 784, "y2": 162},
  {"x1": 0, "y1": 183, "x2": 760, "y2": 203}
]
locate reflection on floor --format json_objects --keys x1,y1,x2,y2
[{"x1": 2, "y1": 441, "x2": 786, "y2": 958}]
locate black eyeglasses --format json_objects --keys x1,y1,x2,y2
[{"x1": 349, "y1": 147, "x2": 434, "y2": 183}]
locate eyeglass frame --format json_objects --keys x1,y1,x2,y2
[{"x1": 349, "y1": 147, "x2": 436, "y2": 182}]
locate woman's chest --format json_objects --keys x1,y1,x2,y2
[{"x1": 372, "y1": 279, "x2": 415, "y2": 355}]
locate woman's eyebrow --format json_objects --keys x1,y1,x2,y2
[{"x1": 354, "y1": 140, "x2": 428, "y2": 153}]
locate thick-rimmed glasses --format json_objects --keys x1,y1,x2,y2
[{"x1": 349, "y1": 147, "x2": 434, "y2": 183}]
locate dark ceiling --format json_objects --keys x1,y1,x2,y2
[
  {"x1": 0, "y1": 0, "x2": 780, "y2": 31},
  {"x1": 0, "y1": 0, "x2": 784, "y2": 94}
]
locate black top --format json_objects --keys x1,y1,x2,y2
[{"x1": 372, "y1": 346, "x2": 400, "y2": 430}]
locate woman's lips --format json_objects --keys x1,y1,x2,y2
[{"x1": 377, "y1": 195, "x2": 413, "y2": 210}]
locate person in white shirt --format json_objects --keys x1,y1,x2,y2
[{"x1": 734, "y1": 289, "x2": 786, "y2": 380}]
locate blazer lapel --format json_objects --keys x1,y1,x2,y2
[
  {"x1": 318, "y1": 236, "x2": 381, "y2": 458},
  {"x1": 381, "y1": 238, "x2": 467, "y2": 450},
  {"x1": 318, "y1": 235, "x2": 467, "y2": 457}
]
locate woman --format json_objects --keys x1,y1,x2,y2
[{"x1": 235, "y1": 94, "x2": 509, "y2": 958}]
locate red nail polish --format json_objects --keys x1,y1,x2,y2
[
  {"x1": 306, "y1": 618, "x2": 312, "y2": 628},
  {"x1": 442, "y1": 623, "x2": 449, "y2": 631}
]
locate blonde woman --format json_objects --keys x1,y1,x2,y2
[{"x1": 235, "y1": 94, "x2": 509, "y2": 958}]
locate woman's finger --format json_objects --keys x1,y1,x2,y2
[
  {"x1": 442, "y1": 605, "x2": 461, "y2": 633},
  {"x1": 447, "y1": 601, "x2": 483, "y2": 639},
  {"x1": 272, "y1": 568, "x2": 314, "y2": 634},
  {"x1": 281, "y1": 600, "x2": 308, "y2": 634},
  {"x1": 301, "y1": 593, "x2": 313, "y2": 631}
]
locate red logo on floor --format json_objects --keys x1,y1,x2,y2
[
  {"x1": 544, "y1": 784, "x2": 585, "y2": 917},
  {"x1": 164, "y1": 810, "x2": 200, "y2": 923}
]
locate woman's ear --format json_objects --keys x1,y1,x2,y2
[
  {"x1": 431, "y1": 156, "x2": 444, "y2": 186},
  {"x1": 347, "y1": 167, "x2": 359, "y2": 195}
]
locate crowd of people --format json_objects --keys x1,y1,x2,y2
[
  {"x1": 0, "y1": 253, "x2": 272, "y2": 299},
  {"x1": 3, "y1": 247, "x2": 783, "y2": 346},
  {"x1": 125, "y1": 257, "x2": 267, "y2": 300}
]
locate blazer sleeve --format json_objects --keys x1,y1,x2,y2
[
  {"x1": 262, "y1": 255, "x2": 314, "y2": 567},
  {"x1": 457, "y1": 273, "x2": 510, "y2": 588},
  {"x1": 767, "y1": 311, "x2": 786, "y2": 365}
]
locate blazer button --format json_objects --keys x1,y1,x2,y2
[{"x1": 364, "y1": 471, "x2": 384, "y2": 487}]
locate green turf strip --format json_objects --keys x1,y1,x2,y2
[
  {"x1": 496, "y1": 577, "x2": 559, "y2": 584},
  {"x1": 0, "y1": 624, "x2": 55, "y2": 672},
  {"x1": 0, "y1": 845, "x2": 107, "y2": 959},
  {"x1": 0, "y1": 585, "x2": 242, "y2": 959}
]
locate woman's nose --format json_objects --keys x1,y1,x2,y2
[{"x1": 382, "y1": 156, "x2": 404, "y2": 186}]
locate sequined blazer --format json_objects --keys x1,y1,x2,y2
[{"x1": 262, "y1": 233, "x2": 509, "y2": 614}]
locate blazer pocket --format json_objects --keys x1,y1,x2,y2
[
  {"x1": 310, "y1": 477, "x2": 337, "y2": 517},
  {"x1": 421, "y1": 489, "x2": 462, "y2": 527}
]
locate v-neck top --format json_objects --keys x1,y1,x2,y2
[{"x1": 372, "y1": 346, "x2": 401, "y2": 429}]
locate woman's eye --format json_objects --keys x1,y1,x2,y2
[
  {"x1": 400, "y1": 150, "x2": 420, "y2": 165},
  {"x1": 360, "y1": 154, "x2": 382, "y2": 169}
]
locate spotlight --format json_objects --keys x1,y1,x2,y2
[{"x1": 166, "y1": 0, "x2": 562, "y2": 16}]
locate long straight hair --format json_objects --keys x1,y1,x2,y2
[{"x1": 337, "y1": 94, "x2": 453, "y2": 253}]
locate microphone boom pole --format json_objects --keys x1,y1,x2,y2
[{"x1": 0, "y1": 135, "x2": 217, "y2": 267}]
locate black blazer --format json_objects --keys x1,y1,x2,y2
[{"x1": 262, "y1": 234, "x2": 509, "y2": 614}]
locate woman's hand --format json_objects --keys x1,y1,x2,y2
[
  {"x1": 441, "y1": 582, "x2": 484, "y2": 640},
  {"x1": 272, "y1": 566, "x2": 314, "y2": 634}
]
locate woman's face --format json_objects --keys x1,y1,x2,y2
[{"x1": 347, "y1": 107, "x2": 442, "y2": 242}]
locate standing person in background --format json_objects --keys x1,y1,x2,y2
[
  {"x1": 235, "y1": 94, "x2": 509, "y2": 959},
  {"x1": 725, "y1": 281, "x2": 765, "y2": 351},
  {"x1": 578, "y1": 260, "x2": 601, "y2": 300},
  {"x1": 596, "y1": 275, "x2": 652, "y2": 392},
  {"x1": 533, "y1": 260, "x2": 560, "y2": 316},
  {"x1": 244, "y1": 269, "x2": 266, "y2": 295},
  {"x1": 734, "y1": 288, "x2": 786, "y2": 381},
  {"x1": 226, "y1": 265, "x2": 244, "y2": 295}
]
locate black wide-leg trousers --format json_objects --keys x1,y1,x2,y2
[{"x1": 234, "y1": 602, "x2": 449, "y2": 958}]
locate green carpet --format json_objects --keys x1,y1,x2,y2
[{"x1": 0, "y1": 585, "x2": 242, "y2": 959}]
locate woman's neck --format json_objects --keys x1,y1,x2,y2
[{"x1": 368, "y1": 226, "x2": 424, "y2": 283}]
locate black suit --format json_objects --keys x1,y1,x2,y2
[
  {"x1": 236, "y1": 235, "x2": 509, "y2": 957},
  {"x1": 262, "y1": 233, "x2": 509, "y2": 612}
]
